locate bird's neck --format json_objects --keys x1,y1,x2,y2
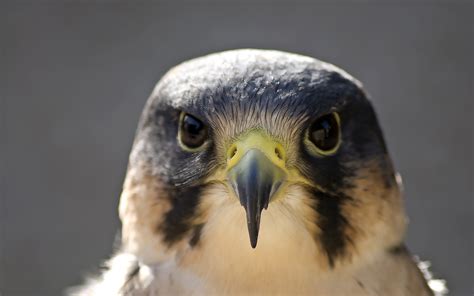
[
  {"x1": 156, "y1": 197, "x2": 402, "y2": 295},
  {"x1": 172, "y1": 182, "x2": 406, "y2": 294},
  {"x1": 119, "y1": 168, "x2": 410, "y2": 294},
  {"x1": 179, "y1": 200, "x2": 326, "y2": 293}
]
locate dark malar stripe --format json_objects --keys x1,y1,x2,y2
[
  {"x1": 309, "y1": 187, "x2": 350, "y2": 267},
  {"x1": 160, "y1": 185, "x2": 204, "y2": 246},
  {"x1": 189, "y1": 223, "x2": 205, "y2": 247}
]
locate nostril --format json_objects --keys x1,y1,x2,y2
[
  {"x1": 228, "y1": 146, "x2": 238, "y2": 160},
  {"x1": 274, "y1": 147, "x2": 284, "y2": 160}
]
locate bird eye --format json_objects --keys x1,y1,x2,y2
[
  {"x1": 307, "y1": 112, "x2": 341, "y2": 155},
  {"x1": 178, "y1": 113, "x2": 209, "y2": 150}
]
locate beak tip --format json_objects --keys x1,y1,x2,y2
[{"x1": 250, "y1": 236, "x2": 258, "y2": 248}]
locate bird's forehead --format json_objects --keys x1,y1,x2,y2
[
  {"x1": 154, "y1": 50, "x2": 361, "y2": 107},
  {"x1": 148, "y1": 50, "x2": 363, "y2": 140}
]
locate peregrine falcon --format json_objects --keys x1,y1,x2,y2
[{"x1": 72, "y1": 49, "x2": 446, "y2": 295}]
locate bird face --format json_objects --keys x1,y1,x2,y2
[
  {"x1": 121, "y1": 49, "x2": 406, "y2": 268},
  {"x1": 177, "y1": 111, "x2": 344, "y2": 249}
]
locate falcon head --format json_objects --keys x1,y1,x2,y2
[{"x1": 119, "y1": 49, "x2": 406, "y2": 269}]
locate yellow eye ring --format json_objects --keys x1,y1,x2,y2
[
  {"x1": 177, "y1": 112, "x2": 209, "y2": 152},
  {"x1": 304, "y1": 112, "x2": 342, "y2": 156}
]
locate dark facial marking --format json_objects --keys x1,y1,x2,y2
[
  {"x1": 132, "y1": 107, "x2": 217, "y2": 188},
  {"x1": 189, "y1": 223, "x2": 205, "y2": 247},
  {"x1": 299, "y1": 122, "x2": 357, "y2": 193},
  {"x1": 308, "y1": 187, "x2": 351, "y2": 267},
  {"x1": 160, "y1": 185, "x2": 204, "y2": 246}
]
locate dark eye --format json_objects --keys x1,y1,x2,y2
[
  {"x1": 308, "y1": 112, "x2": 341, "y2": 154},
  {"x1": 179, "y1": 113, "x2": 208, "y2": 150}
]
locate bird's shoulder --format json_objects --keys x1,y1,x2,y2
[{"x1": 68, "y1": 253, "x2": 141, "y2": 295}]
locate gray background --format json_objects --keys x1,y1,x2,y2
[{"x1": 1, "y1": 1, "x2": 472, "y2": 295}]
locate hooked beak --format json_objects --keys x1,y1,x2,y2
[{"x1": 227, "y1": 133, "x2": 286, "y2": 248}]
